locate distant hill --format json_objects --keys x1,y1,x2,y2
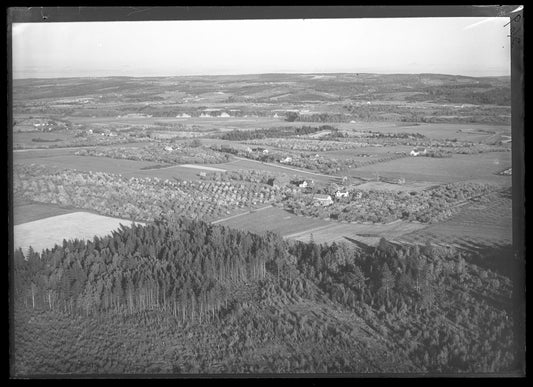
[{"x1": 12, "y1": 73, "x2": 510, "y2": 105}]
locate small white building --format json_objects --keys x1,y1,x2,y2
[
  {"x1": 220, "y1": 112, "x2": 230, "y2": 118},
  {"x1": 313, "y1": 194, "x2": 333, "y2": 206},
  {"x1": 410, "y1": 147, "x2": 427, "y2": 157},
  {"x1": 335, "y1": 191, "x2": 349, "y2": 199},
  {"x1": 262, "y1": 149, "x2": 269, "y2": 155},
  {"x1": 164, "y1": 146, "x2": 173, "y2": 152},
  {"x1": 280, "y1": 156, "x2": 293, "y2": 164}
]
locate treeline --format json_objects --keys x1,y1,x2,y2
[
  {"x1": 220, "y1": 126, "x2": 336, "y2": 141},
  {"x1": 13, "y1": 215, "x2": 516, "y2": 373},
  {"x1": 13, "y1": 217, "x2": 280, "y2": 322}
]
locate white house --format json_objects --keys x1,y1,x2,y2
[
  {"x1": 313, "y1": 194, "x2": 333, "y2": 206},
  {"x1": 335, "y1": 191, "x2": 349, "y2": 199},
  {"x1": 410, "y1": 147, "x2": 427, "y2": 157},
  {"x1": 280, "y1": 156, "x2": 293, "y2": 164},
  {"x1": 262, "y1": 149, "x2": 269, "y2": 155},
  {"x1": 220, "y1": 112, "x2": 230, "y2": 118},
  {"x1": 164, "y1": 146, "x2": 173, "y2": 152}
]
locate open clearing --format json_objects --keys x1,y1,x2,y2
[
  {"x1": 351, "y1": 152, "x2": 511, "y2": 185},
  {"x1": 354, "y1": 180, "x2": 438, "y2": 192},
  {"x1": 339, "y1": 123, "x2": 510, "y2": 142},
  {"x1": 213, "y1": 206, "x2": 427, "y2": 244},
  {"x1": 179, "y1": 164, "x2": 227, "y2": 172},
  {"x1": 14, "y1": 154, "x2": 158, "y2": 175},
  {"x1": 14, "y1": 212, "x2": 144, "y2": 255},
  {"x1": 214, "y1": 206, "x2": 332, "y2": 236},
  {"x1": 287, "y1": 219, "x2": 428, "y2": 245},
  {"x1": 397, "y1": 194, "x2": 512, "y2": 250},
  {"x1": 13, "y1": 203, "x2": 80, "y2": 225}
]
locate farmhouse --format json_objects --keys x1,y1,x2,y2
[
  {"x1": 220, "y1": 112, "x2": 231, "y2": 118},
  {"x1": 164, "y1": 146, "x2": 173, "y2": 152},
  {"x1": 294, "y1": 179, "x2": 314, "y2": 188},
  {"x1": 335, "y1": 191, "x2": 349, "y2": 199},
  {"x1": 176, "y1": 113, "x2": 191, "y2": 118},
  {"x1": 313, "y1": 194, "x2": 333, "y2": 206},
  {"x1": 280, "y1": 156, "x2": 293, "y2": 164},
  {"x1": 410, "y1": 147, "x2": 427, "y2": 156}
]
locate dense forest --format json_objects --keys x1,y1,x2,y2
[
  {"x1": 220, "y1": 125, "x2": 336, "y2": 141},
  {"x1": 13, "y1": 216, "x2": 518, "y2": 374}
]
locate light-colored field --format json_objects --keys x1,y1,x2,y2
[
  {"x1": 287, "y1": 219, "x2": 428, "y2": 245},
  {"x1": 179, "y1": 164, "x2": 227, "y2": 172},
  {"x1": 321, "y1": 146, "x2": 412, "y2": 158},
  {"x1": 352, "y1": 152, "x2": 512, "y2": 185},
  {"x1": 14, "y1": 212, "x2": 144, "y2": 255},
  {"x1": 214, "y1": 206, "x2": 332, "y2": 236},
  {"x1": 354, "y1": 180, "x2": 438, "y2": 192},
  {"x1": 213, "y1": 205, "x2": 427, "y2": 245},
  {"x1": 14, "y1": 155, "x2": 158, "y2": 175},
  {"x1": 342, "y1": 123, "x2": 510, "y2": 141}
]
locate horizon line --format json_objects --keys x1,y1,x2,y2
[{"x1": 12, "y1": 71, "x2": 511, "y2": 81}]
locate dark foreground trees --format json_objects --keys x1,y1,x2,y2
[{"x1": 13, "y1": 217, "x2": 517, "y2": 374}]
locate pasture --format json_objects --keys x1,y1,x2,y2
[
  {"x1": 14, "y1": 212, "x2": 144, "y2": 255},
  {"x1": 13, "y1": 203, "x2": 79, "y2": 225},
  {"x1": 354, "y1": 180, "x2": 438, "y2": 192},
  {"x1": 213, "y1": 206, "x2": 332, "y2": 236},
  {"x1": 13, "y1": 155, "x2": 159, "y2": 176},
  {"x1": 286, "y1": 219, "x2": 428, "y2": 245},
  {"x1": 179, "y1": 164, "x2": 227, "y2": 172},
  {"x1": 398, "y1": 193, "x2": 512, "y2": 250},
  {"x1": 352, "y1": 152, "x2": 512, "y2": 185},
  {"x1": 212, "y1": 205, "x2": 428, "y2": 245},
  {"x1": 337, "y1": 122, "x2": 511, "y2": 142}
]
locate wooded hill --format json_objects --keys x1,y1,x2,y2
[{"x1": 13, "y1": 216, "x2": 518, "y2": 374}]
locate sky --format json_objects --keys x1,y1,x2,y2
[{"x1": 11, "y1": 17, "x2": 511, "y2": 79}]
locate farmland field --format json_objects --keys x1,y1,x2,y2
[
  {"x1": 354, "y1": 180, "x2": 438, "y2": 192},
  {"x1": 14, "y1": 211, "x2": 143, "y2": 255},
  {"x1": 213, "y1": 206, "x2": 332, "y2": 236},
  {"x1": 13, "y1": 154, "x2": 159, "y2": 175},
  {"x1": 213, "y1": 205, "x2": 428, "y2": 245},
  {"x1": 287, "y1": 219, "x2": 428, "y2": 245},
  {"x1": 13, "y1": 203, "x2": 80, "y2": 225},
  {"x1": 398, "y1": 193, "x2": 512, "y2": 249},
  {"x1": 351, "y1": 152, "x2": 512, "y2": 184}
]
